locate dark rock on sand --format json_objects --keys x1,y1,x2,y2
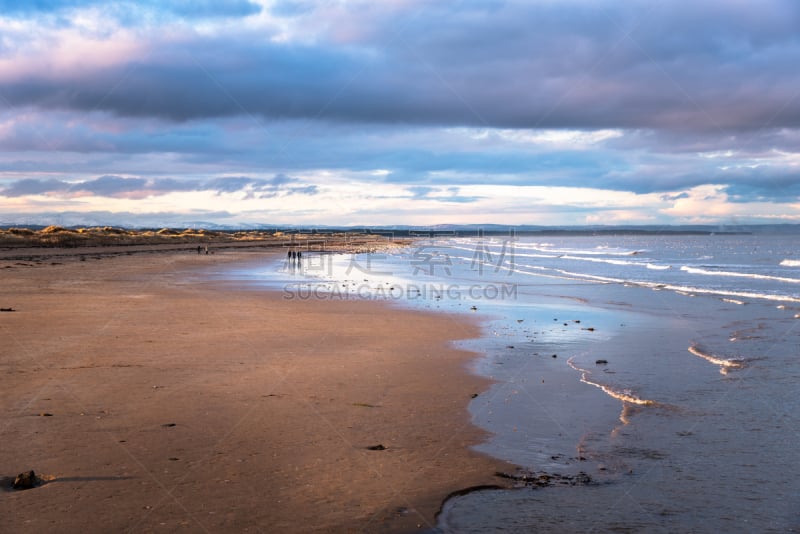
[
  {"x1": 366, "y1": 444, "x2": 387, "y2": 451},
  {"x1": 0, "y1": 308, "x2": 15, "y2": 312},
  {"x1": 161, "y1": 423, "x2": 177, "y2": 427},
  {"x1": 13, "y1": 470, "x2": 38, "y2": 490}
]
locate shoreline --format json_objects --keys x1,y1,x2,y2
[{"x1": 0, "y1": 247, "x2": 514, "y2": 532}]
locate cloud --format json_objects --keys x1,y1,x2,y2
[
  {"x1": 1, "y1": 178, "x2": 71, "y2": 196},
  {"x1": 406, "y1": 186, "x2": 480, "y2": 203},
  {"x1": 661, "y1": 192, "x2": 690, "y2": 202},
  {"x1": 1, "y1": 1, "x2": 799, "y2": 226},
  {"x1": 204, "y1": 174, "x2": 319, "y2": 198},
  {"x1": 0, "y1": 173, "x2": 319, "y2": 200},
  {"x1": 2, "y1": 1, "x2": 800, "y2": 131},
  {"x1": 0, "y1": 0, "x2": 261, "y2": 18},
  {"x1": 68, "y1": 175, "x2": 147, "y2": 196}
]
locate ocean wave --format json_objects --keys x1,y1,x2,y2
[
  {"x1": 511, "y1": 243, "x2": 645, "y2": 257},
  {"x1": 579, "y1": 270, "x2": 796, "y2": 303},
  {"x1": 445, "y1": 246, "x2": 556, "y2": 262},
  {"x1": 448, "y1": 245, "x2": 800, "y2": 304},
  {"x1": 497, "y1": 260, "x2": 800, "y2": 303},
  {"x1": 645, "y1": 283, "x2": 800, "y2": 304},
  {"x1": 560, "y1": 254, "x2": 642, "y2": 266},
  {"x1": 567, "y1": 357, "x2": 658, "y2": 407},
  {"x1": 511, "y1": 252, "x2": 561, "y2": 260},
  {"x1": 780, "y1": 259, "x2": 800, "y2": 267},
  {"x1": 680, "y1": 265, "x2": 800, "y2": 284},
  {"x1": 539, "y1": 254, "x2": 673, "y2": 272},
  {"x1": 688, "y1": 345, "x2": 746, "y2": 375},
  {"x1": 721, "y1": 298, "x2": 745, "y2": 305}
]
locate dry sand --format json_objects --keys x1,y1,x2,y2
[{"x1": 0, "y1": 249, "x2": 512, "y2": 532}]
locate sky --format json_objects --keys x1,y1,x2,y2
[{"x1": 1, "y1": 0, "x2": 800, "y2": 228}]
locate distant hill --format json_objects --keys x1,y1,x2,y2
[{"x1": 4, "y1": 222, "x2": 800, "y2": 236}]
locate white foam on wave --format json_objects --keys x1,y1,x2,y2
[
  {"x1": 561, "y1": 255, "x2": 639, "y2": 266},
  {"x1": 780, "y1": 259, "x2": 800, "y2": 267},
  {"x1": 688, "y1": 345, "x2": 745, "y2": 375},
  {"x1": 494, "y1": 258, "x2": 800, "y2": 304},
  {"x1": 511, "y1": 243, "x2": 645, "y2": 257},
  {"x1": 566, "y1": 357, "x2": 658, "y2": 417},
  {"x1": 512, "y1": 252, "x2": 561, "y2": 260},
  {"x1": 445, "y1": 245, "x2": 555, "y2": 262},
  {"x1": 680, "y1": 265, "x2": 800, "y2": 285},
  {"x1": 648, "y1": 283, "x2": 800, "y2": 304},
  {"x1": 721, "y1": 298, "x2": 745, "y2": 305},
  {"x1": 518, "y1": 252, "x2": 673, "y2": 272},
  {"x1": 451, "y1": 241, "x2": 667, "y2": 270},
  {"x1": 442, "y1": 242, "x2": 800, "y2": 304}
]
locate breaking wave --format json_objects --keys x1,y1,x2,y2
[
  {"x1": 680, "y1": 266, "x2": 800, "y2": 285},
  {"x1": 567, "y1": 357, "x2": 658, "y2": 407},
  {"x1": 688, "y1": 344, "x2": 746, "y2": 375}
]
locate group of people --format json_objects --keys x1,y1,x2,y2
[{"x1": 287, "y1": 249, "x2": 304, "y2": 272}]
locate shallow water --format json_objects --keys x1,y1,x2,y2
[{"x1": 215, "y1": 234, "x2": 800, "y2": 532}]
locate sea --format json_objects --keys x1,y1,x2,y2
[{"x1": 215, "y1": 233, "x2": 800, "y2": 532}]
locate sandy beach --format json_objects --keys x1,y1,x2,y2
[{"x1": 0, "y1": 248, "x2": 512, "y2": 532}]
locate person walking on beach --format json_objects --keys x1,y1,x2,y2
[{"x1": 197, "y1": 245, "x2": 202, "y2": 255}]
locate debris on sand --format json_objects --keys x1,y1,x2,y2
[{"x1": 12, "y1": 471, "x2": 39, "y2": 490}]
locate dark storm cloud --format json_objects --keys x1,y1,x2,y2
[{"x1": 3, "y1": 0, "x2": 800, "y2": 131}]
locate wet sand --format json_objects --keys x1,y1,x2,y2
[{"x1": 0, "y1": 249, "x2": 512, "y2": 532}]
